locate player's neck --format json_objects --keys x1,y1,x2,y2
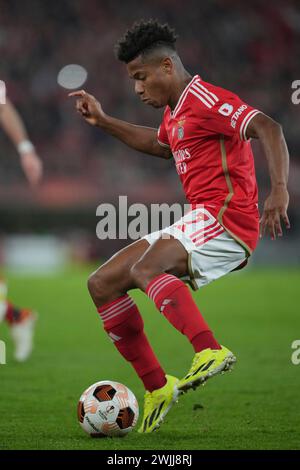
[{"x1": 168, "y1": 71, "x2": 193, "y2": 111}]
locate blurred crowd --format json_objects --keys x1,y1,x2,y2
[{"x1": 0, "y1": 0, "x2": 299, "y2": 214}]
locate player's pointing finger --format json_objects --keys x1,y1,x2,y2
[{"x1": 68, "y1": 90, "x2": 86, "y2": 98}]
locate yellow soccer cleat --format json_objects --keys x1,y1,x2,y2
[
  {"x1": 138, "y1": 375, "x2": 179, "y2": 433},
  {"x1": 177, "y1": 345, "x2": 236, "y2": 392}
]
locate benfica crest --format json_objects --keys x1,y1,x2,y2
[{"x1": 177, "y1": 119, "x2": 185, "y2": 139}]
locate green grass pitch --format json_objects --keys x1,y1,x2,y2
[{"x1": 0, "y1": 266, "x2": 299, "y2": 450}]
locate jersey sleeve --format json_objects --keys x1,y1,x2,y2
[
  {"x1": 191, "y1": 80, "x2": 261, "y2": 141},
  {"x1": 157, "y1": 111, "x2": 170, "y2": 148}
]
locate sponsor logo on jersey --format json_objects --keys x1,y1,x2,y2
[
  {"x1": 230, "y1": 104, "x2": 248, "y2": 128},
  {"x1": 172, "y1": 148, "x2": 191, "y2": 163},
  {"x1": 173, "y1": 147, "x2": 191, "y2": 175},
  {"x1": 176, "y1": 162, "x2": 188, "y2": 175}
]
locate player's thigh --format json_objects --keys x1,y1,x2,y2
[
  {"x1": 88, "y1": 238, "x2": 150, "y2": 296},
  {"x1": 134, "y1": 235, "x2": 189, "y2": 279}
]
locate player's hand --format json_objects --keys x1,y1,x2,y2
[
  {"x1": 260, "y1": 185, "x2": 290, "y2": 239},
  {"x1": 68, "y1": 90, "x2": 105, "y2": 126},
  {"x1": 20, "y1": 151, "x2": 43, "y2": 187}
]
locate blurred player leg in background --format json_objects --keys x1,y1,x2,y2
[
  {"x1": 0, "y1": 94, "x2": 42, "y2": 363},
  {"x1": 0, "y1": 276, "x2": 37, "y2": 362}
]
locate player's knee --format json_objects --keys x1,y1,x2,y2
[
  {"x1": 130, "y1": 260, "x2": 156, "y2": 291},
  {"x1": 87, "y1": 269, "x2": 110, "y2": 304}
]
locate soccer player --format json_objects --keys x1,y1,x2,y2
[
  {"x1": 70, "y1": 20, "x2": 290, "y2": 433},
  {"x1": 0, "y1": 96, "x2": 42, "y2": 361}
]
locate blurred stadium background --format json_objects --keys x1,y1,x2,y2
[{"x1": 0, "y1": 0, "x2": 299, "y2": 270}]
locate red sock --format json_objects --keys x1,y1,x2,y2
[
  {"x1": 146, "y1": 274, "x2": 221, "y2": 352},
  {"x1": 98, "y1": 295, "x2": 166, "y2": 392}
]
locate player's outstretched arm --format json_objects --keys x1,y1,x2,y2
[
  {"x1": 69, "y1": 90, "x2": 171, "y2": 160},
  {"x1": 246, "y1": 113, "x2": 290, "y2": 240},
  {"x1": 0, "y1": 99, "x2": 43, "y2": 186}
]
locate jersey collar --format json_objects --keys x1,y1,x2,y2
[{"x1": 171, "y1": 75, "x2": 200, "y2": 118}]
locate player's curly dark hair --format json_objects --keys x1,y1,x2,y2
[{"x1": 115, "y1": 19, "x2": 178, "y2": 63}]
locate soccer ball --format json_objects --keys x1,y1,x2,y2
[{"x1": 77, "y1": 380, "x2": 139, "y2": 437}]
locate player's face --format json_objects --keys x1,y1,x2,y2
[{"x1": 127, "y1": 56, "x2": 172, "y2": 108}]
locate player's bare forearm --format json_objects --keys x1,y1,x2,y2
[
  {"x1": 100, "y1": 115, "x2": 171, "y2": 159},
  {"x1": 0, "y1": 99, "x2": 43, "y2": 185},
  {"x1": 0, "y1": 99, "x2": 29, "y2": 145},
  {"x1": 247, "y1": 113, "x2": 290, "y2": 239},
  {"x1": 247, "y1": 113, "x2": 289, "y2": 187},
  {"x1": 69, "y1": 90, "x2": 171, "y2": 159}
]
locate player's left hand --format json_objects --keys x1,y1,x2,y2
[
  {"x1": 260, "y1": 185, "x2": 290, "y2": 239},
  {"x1": 20, "y1": 151, "x2": 43, "y2": 187}
]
